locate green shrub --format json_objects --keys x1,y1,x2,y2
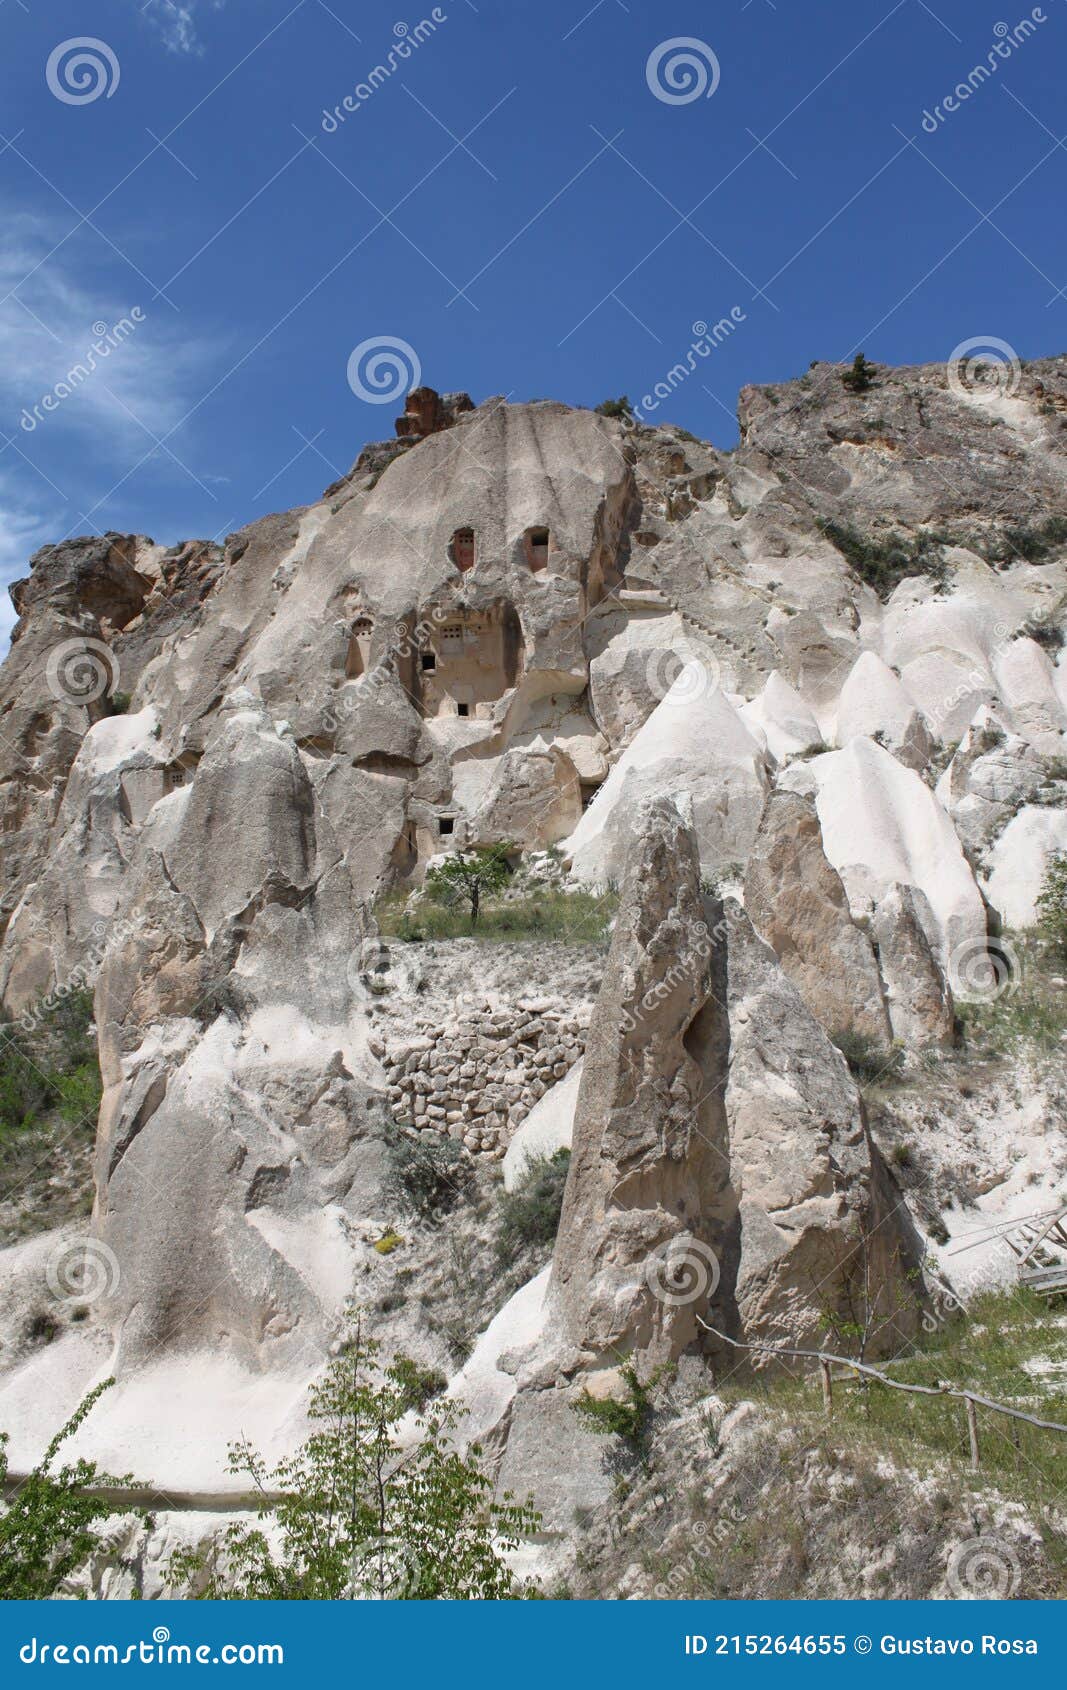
[
  {"x1": 0, "y1": 1381, "x2": 132, "y2": 1598},
  {"x1": 572, "y1": 1360, "x2": 665, "y2": 1452},
  {"x1": 168, "y1": 1317, "x2": 539, "y2": 1599},
  {"x1": 997, "y1": 517, "x2": 1067, "y2": 563},
  {"x1": 106, "y1": 691, "x2": 132, "y2": 716},
  {"x1": 1037, "y1": 854, "x2": 1067, "y2": 956},
  {"x1": 381, "y1": 1126, "x2": 472, "y2": 1222},
  {"x1": 817, "y1": 519, "x2": 947, "y2": 599},
  {"x1": 831, "y1": 1028, "x2": 904, "y2": 1087},
  {"x1": 841, "y1": 352, "x2": 878, "y2": 393},
  {"x1": 495, "y1": 1149, "x2": 570, "y2": 1263},
  {"x1": 0, "y1": 990, "x2": 101, "y2": 1140},
  {"x1": 594, "y1": 396, "x2": 634, "y2": 420}
]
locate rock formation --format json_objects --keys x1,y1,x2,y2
[
  {"x1": 0, "y1": 356, "x2": 1065, "y2": 1586},
  {"x1": 547, "y1": 799, "x2": 923, "y2": 1382}
]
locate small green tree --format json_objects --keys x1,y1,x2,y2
[
  {"x1": 841, "y1": 352, "x2": 878, "y2": 393},
  {"x1": 169, "y1": 1317, "x2": 539, "y2": 1599},
  {"x1": 1037, "y1": 852, "x2": 1067, "y2": 955},
  {"x1": 0, "y1": 1380, "x2": 132, "y2": 1598},
  {"x1": 423, "y1": 844, "x2": 513, "y2": 931},
  {"x1": 594, "y1": 396, "x2": 634, "y2": 420}
]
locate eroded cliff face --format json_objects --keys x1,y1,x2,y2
[{"x1": 0, "y1": 360, "x2": 1064, "y2": 1571}]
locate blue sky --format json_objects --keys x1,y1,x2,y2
[{"x1": 1, "y1": 0, "x2": 1065, "y2": 643}]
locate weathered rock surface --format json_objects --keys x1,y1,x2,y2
[
  {"x1": 872, "y1": 883, "x2": 955, "y2": 1048},
  {"x1": 744, "y1": 789, "x2": 891, "y2": 1045},
  {"x1": 547, "y1": 799, "x2": 923, "y2": 1380},
  {"x1": 0, "y1": 360, "x2": 1064, "y2": 1568}
]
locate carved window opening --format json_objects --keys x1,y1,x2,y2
[
  {"x1": 439, "y1": 815, "x2": 455, "y2": 836},
  {"x1": 525, "y1": 527, "x2": 550, "y2": 572},
  {"x1": 451, "y1": 528, "x2": 475, "y2": 572},
  {"x1": 415, "y1": 600, "x2": 524, "y2": 720},
  {"x1": 346, "y1": 613, "x2": 374, "y2": 680}
]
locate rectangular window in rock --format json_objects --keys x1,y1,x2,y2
[
  {"x1": 452, "y1": 528, "x2": 475, "y2": 571},
  {"x1": 526, "y1": 528, "x2": 550, "y2": 571}
]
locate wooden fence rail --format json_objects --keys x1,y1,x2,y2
[{"x1": 696, "y1": 1317, "x2": 1067, "y2": 1472}]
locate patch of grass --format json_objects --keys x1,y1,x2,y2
[
  {"x1": 376, "y1": 886, "x2": 617, "y2": 944},
  {"x1": 721, "y1": 1290, "x2": 1067, "y2": 1516},
  {"x1": 831, "y1": 1028, "x2": 905, "y2": 1087},
  {"x1": 817, "y1": 518, "x2": 948, "y2": 599},
  {"x1": 955, "y1": 936, "x2": 1065, "y2": 1057},
  {"x1": 495, "y1": 1149, "x2": 570, "y2": 1264}
]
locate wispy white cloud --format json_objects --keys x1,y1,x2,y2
[
  {"x1": 141, "y1": 1, "x2": 224, "y2": 57},
  {"x1": 0, "y1": 211, "x2": 217, "y2": 450}
]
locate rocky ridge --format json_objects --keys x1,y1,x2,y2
[{"x1": 0, "y1": 354, "x2": 1065, "y2": 1593}]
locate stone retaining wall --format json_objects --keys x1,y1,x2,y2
[{"x1": 369, "y1": 999, "x2": 588, "y2": 1156}]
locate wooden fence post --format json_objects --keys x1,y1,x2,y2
[
  {"x1": 820, "y1": 1359, "x2": 833, "y2": 1416},
  {"x1": 966, "y1": 1397, "x2": 980, "y2": 1471}
]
